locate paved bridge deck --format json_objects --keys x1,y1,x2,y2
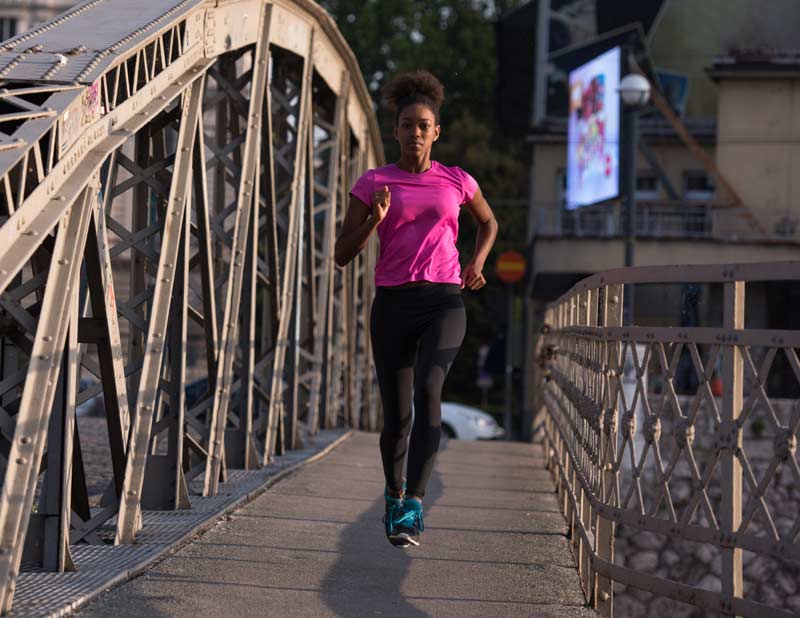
[{"x1": 76, "y1": 432, "x2": 595, "y2": 618}]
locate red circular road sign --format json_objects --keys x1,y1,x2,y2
[{"x1": 495, "y1": 250, "x2": 526, "y2": 284}]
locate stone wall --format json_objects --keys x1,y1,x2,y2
[{"x1": 611, "y1": 397, "x2": 800, "y2": 616}]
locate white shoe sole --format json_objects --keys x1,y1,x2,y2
[{"x1": 391, "y1": 532, "x2": 419, "y2": 547}]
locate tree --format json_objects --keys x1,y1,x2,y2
[{"x1": 322, "y1": 0, "x2": 530, "y2": 411}]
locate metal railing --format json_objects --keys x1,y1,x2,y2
[
  {"x1": 539, "y1": 261, "x2": 800, "y2": 618},
  {"x1": 536, "y1": 202, "x2": 715, "y2": 239},
  {"x1": 536, "y1": 203, "x2": 800, "y2": 244}
]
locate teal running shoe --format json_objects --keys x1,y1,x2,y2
[
  {"x1": 392, "y1": 499, "x2": 424, "y2": 547},
  {"x1": 383, "y1": 485, "x2": 406, "y2": 546}
]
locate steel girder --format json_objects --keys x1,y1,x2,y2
[{"x1": 0, "y1": 0, "x2": 383, "y2": 612}]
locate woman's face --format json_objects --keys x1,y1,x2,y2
[{"x1": 394, "y1": 103, "x2": 440, "y2": 158}]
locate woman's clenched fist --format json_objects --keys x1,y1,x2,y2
[{"x1": 371, "y1": 185, "x2": 391, "y2": 223}]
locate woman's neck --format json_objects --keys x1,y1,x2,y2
[{"x1": 396, "y1": 154, "x2": 432, "y2": 174}]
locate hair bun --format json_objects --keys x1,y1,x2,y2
[{"x1": 382, "y1": 70, "x2": 445, "y2": 113}]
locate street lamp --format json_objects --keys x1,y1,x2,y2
[
  {"x1": 619, "y1": 74, "x2": 651, "y2": 108},
  {"x1": 619, "y1": 73, "x2": 651, "y2": 324}
]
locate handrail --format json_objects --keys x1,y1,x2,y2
[{"x1": 539, "y1": 261, "x2": 800, "y2": 617}]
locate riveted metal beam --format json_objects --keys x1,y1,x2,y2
[
  {"x1": 0, "y1": 1, "x2": 384, "y2": 613},
  {"x1": 204, "y1": 4, "x2": 272, "y2": 496},
  {"x1": 0, "y1": 181, "x2": 96, "y2": 613},
  {"x1": 116, "y1": 74, "x2": 204, "y2": 543}
]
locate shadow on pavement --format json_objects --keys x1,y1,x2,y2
[{"x1": 319, "y1": 441, "x2": 446, "y2": 618}]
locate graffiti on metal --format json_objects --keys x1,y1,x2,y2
[{"x1": 0, "y1": 0, "x2": 383, "y2": 613}]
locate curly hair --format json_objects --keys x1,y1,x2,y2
[{"x1": 381, "y1": 70, "x2": 445, "y2": 125}]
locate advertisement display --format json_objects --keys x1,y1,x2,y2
[{"x1": 566, "y1": 46, "x2": 621, "y2": 210}]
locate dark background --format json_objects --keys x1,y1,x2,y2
[{"x1": 321, "y1": 0, "x2": 531, "y2": 420}]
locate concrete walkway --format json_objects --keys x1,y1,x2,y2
[{"x1": 78, "y1": 432, "x2": 596, "y2": 618}]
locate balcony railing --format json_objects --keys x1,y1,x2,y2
[
  {"x1": 536, "y1": 202, "x2": 716, "y2": 239},
  {"x1": 535, "y1": 202, "x2": 800, "y2": 244}
]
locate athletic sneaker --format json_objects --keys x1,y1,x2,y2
[
  {"x1": 383, "y1": 486, "x2": 407, "y2": 546},
  {"x1": 392, "y1": 499, "x2": 424, "y2": 547}
]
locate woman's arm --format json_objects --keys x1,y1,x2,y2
[
  {"x1": 334, "y1": 187, "x2": 390, "y2": 267},
  {"x1": 461, "y1": 186, "x2": 499, "y2": 290}
]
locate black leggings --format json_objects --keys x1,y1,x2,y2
[{"x1": 370, "y1": 283, "x2": 466, "y2": 499}]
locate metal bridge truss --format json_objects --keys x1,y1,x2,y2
[
  {"x1": 0, "y1": 0, "x2": 382, "y2": 612},
  {"x1": 540, "y1": 262, "x2": 800, "y2": 618}
]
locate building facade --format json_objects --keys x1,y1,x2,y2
[
  {"x1": 521, "y1": 2, "x2": 800, "y2": 308},
  {"x1": 0, "y1": 1, "x2": 75, "y2": 42},
  {"x1": 504, "y1": 1, "x2": 800, "y2": 439}
]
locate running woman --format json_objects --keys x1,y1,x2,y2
[{"x1": 334, "y1": 70, "x2": 498, "y2": 547}]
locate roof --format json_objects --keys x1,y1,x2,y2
[{"x1": 708, "y1": 48, "x2": 800, "y2": 80}]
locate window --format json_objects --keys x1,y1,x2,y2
[
  {"x1": 0, "y1": 18, "x2": 16, "y2": 42},
  {"x1": 683, "y1": 171, "x2": 715, "y2": 200},
  {"x1": 635, "y1": 171, "x2": 659, "y2": 200}
]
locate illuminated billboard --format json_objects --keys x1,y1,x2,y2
[{"x1": 566, "y1": 46, "x2": 620, "y2": 210}]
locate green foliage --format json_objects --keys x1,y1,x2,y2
[
  {"x1": 322, "y1": 0, "x2": 501, "y2": 121},
  {"x1": 322, "y1": 0, "x2": 531, "y2": 407}
]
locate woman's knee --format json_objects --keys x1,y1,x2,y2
[
  {"x1": 413, "y1": 378, "x2": 444, "y2": 413},
  {"x1": 409, "y1": 422, "x2": 442, "y2": 449},
  {"x1": 381, "y1": 414, "x2": 412, "y2": 441}
]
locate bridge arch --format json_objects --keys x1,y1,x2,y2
[{"x1": 0, "y1": 0, "x2": 383, "y2": 611}]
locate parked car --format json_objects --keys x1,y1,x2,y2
[
  {"x1": 76, "y1": 377, "x2": 104, "y2": 417},
  {"x1": 441, "y1": 401, "x2": 504, "y2": 440}
]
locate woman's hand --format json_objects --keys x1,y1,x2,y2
[
  {"x1": 461, "y1": 186, "x2": 497, "y2": 290},
  {"x1": 460, "y1": 259, "x2": 486, "y2": 290},
  {"x1": 371, "y1": 185, "x2": 391, "y2": 223}
]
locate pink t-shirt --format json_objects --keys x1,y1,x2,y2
[{"x1": 349, "y1": 161, "x2": 478, "y2": 287}]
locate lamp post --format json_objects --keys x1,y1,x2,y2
[
  {"x1": 618, "y1": 73, "x2": 651, "y2": 488},
  {"x1": 618, "y1": 73, "x2": 651, "y2": 324}
]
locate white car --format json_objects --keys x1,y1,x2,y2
[
  {"x1": 441, "y1": 401, "x2": 504, "y2": 440},
  {"x1": 76, "y1": 377, "x2": 104, "y2": 417}
]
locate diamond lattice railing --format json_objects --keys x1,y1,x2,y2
[{"x1": 539, "y1": 264, "x2": 800, "y2": 618}]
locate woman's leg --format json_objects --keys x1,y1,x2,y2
[
  {"x1": 406, "y1": 302, "x2": 466, "y2": 500},
  {"x1": 370, "y1": 294, "x2": 418, "y2": 494}
]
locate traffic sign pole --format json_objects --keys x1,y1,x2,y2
[
  {"x1": 504, "y1": 283, "x2": 513, "y2": 440},
  {"x1": 495, "y1": 251, "x2": 526, "y2": 440}
]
